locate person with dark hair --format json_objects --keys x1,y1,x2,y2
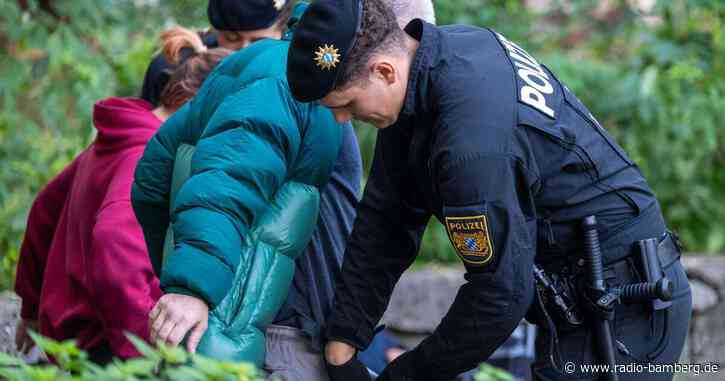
[
  {"x1": 13, "y1": 27, "x2": 230, "y2": 365},
  {"x1": 140, "y1": 0, "x2": 296, "y2": 107},
  {"x1": 141, "y1": 0, "x2": 432, "y2": 107},
  {"x1": 286, "y1": 0, "x2": 692, "y2": 380}
]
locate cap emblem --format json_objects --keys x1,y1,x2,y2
[
  {"x1": 314, "y1": 44, "x2": 341, "y2": 70},
  {"x1": 273, "y1": 0, "x2": 286, "y2": 11}
]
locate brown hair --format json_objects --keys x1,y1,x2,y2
[
  {"x1": 158, "y1": 26, "x2": 231, "y2": 110},
  {"x1": 335, "y1": 0, "x2": 405, "y2": 89},
  {"x1": 274, "y1": 0, "x2": 297, "y2": 33}
]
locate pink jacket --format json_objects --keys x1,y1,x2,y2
[{"x1": 14, "y1": 97, "x2": 163, "y2": 358}]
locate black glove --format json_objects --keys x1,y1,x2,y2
[
  {"x1": 325, "y1": 355, "x2": 373, "y2": 381},
  {"x1": 376, "y1": 349, "x2": 425, "y2": 381}
]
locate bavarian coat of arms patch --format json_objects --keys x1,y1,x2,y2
[{"x1": 444, "y1": 214, "x2": 494, "y2": 265}]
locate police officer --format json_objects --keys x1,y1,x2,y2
[{"x1": 286, "y1": 0, "x2": 693, "y2": 380}]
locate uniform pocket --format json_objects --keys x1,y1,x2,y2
[{"x1": 613, "y1": 260, "x2": 692, "y2": 363}]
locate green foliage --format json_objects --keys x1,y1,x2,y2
[
  {"x1": 473, "y1": 363, "x2": 514, "y2": 381},
  {"x1": 0, "y1": 332, "x2": 265, "y2": 381},
  {"x1": 537, "y1": 1, "x2": 725, "y2": 252},
  {"x1": 0, "y1": 0, "x2": 207, "y2": 290},
  {"x1": 0, "y1": 332, "x2": 512, "y2": 381}
]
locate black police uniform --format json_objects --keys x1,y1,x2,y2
[
  {"x1": 285, "y1": 0, "x2": 692, "y2": 378},
  {"x1": 323, "y1": 21, "x2": 691, "y2": 381}
]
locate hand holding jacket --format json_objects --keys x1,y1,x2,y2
[{"x1": 149, "y1": 293, "x2": 208, "y2": 353}]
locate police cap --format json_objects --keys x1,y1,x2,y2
[
  {"x1": 287, "y1": 0, "x2": 362, "y2": 102},
  {"x1": 208, "y1": 0, "x2": 286, "y2": 32}
]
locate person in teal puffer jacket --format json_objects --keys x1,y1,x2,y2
[{"x1": 130, "y1": 1, "x2": 342, "y2": 375}]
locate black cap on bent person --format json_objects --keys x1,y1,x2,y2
[
  {"x1": 287, "y1": 0, "x2": 363, "y2": 102},
  {"x1": 208, "y1": 0, "x2": 287, "y2": 31}
]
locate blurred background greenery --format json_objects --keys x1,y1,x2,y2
[{"x1": 1, "y1": 0, "x2": 724, "y2": 290}]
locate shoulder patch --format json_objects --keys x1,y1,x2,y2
[
  {"x1": 494, "y1": 32, "x2": 557, "y2": 120},
  {"x1": 445, "y1": 214, "x2": 494, "y2": 265}
]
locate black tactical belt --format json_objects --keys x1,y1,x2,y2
[{"x1": 602, "y1": 233, "x2": 681, "y2": 288}]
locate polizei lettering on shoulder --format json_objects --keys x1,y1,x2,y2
[
  {"x1": 448, "y1": 221, "x2": 485, "y2": 230},
  {"x1": 496, "y1": 32, "x2": 556, "y2": 119}
]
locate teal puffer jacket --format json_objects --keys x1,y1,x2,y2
[{"x1": 131, "y1": 33, "x2": 342, "y2": 363}]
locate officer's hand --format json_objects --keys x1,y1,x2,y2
[
  {"x1": 325, "y1": 340, "x2": 356, "y2": 365},
  {"x1": 377, "y1": 349, "x2": 421, "y2": 381},
  {"x1": 324, "y1": 353, "x2": 372, "y2": 381},
  {"x1": 149, "y1": 293, "x2": 208, "y2": 353},
  {"x1": 324, "y1": 341, "x2": 372, "y2": 381},
  {"x1": 15, "y1": 319, "x2": 38, "y2": 354}
]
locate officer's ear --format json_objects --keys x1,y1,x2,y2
[{"x1": 370, "y1": 59, "x2": 397, "y2": 86}]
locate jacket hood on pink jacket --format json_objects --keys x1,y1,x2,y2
[{"x1": 93, "y1": 97, "x2": 161, "y2": 152}]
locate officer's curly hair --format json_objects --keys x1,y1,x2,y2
[{"x1": 335, "y1": 0, "x2": 406, "y2": 89}]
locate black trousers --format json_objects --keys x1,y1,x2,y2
[{"x1": 532, "y1": 258, "x2": 692, "y2": 381}]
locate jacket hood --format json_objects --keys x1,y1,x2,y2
[{"x1": 92, "y1": 97, "x2": 162, "y2": 153}]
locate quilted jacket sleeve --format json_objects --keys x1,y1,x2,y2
[
  {"x1": 161, "y1": 77, "x2": 304, "y2": 308},
  {"x1": 131, "y1": 104, "x2": 189, "y2": 275}
]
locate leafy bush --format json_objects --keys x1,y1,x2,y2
[
  {"x1": 473, "y1": 363, "x2": 514, "y2": 381},
  {"x1": 0, "y1": 332, "x2": 510, "y2": 380},
  {"x1": 0, "y1": 0, "x2": 207, "y2": 290},
  {"x1": 540, "y1": 1, "x2": 725, "y2": 252},
  {"x1": 0, "y1": 332, "x2": 264, "y2": 381}
]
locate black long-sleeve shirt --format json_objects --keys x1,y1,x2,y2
[{"x1": 326, "y1": 19, "x2": 658, "y2": 380}]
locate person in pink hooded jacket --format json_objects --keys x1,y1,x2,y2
[{"x1": 13, "y1": 27, "x2": 230, "y2": 363}]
